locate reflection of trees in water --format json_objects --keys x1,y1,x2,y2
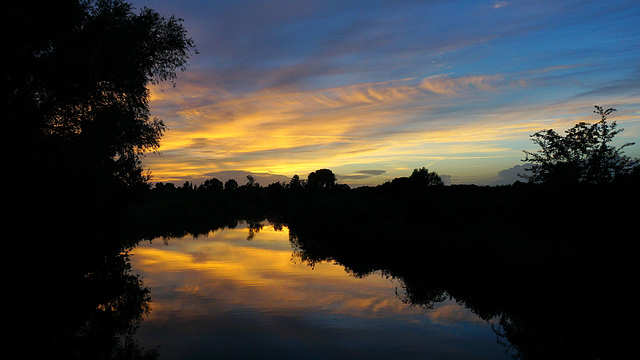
[
  {"x1": 284, "y1": 199, "x2": 639, "y2": 360},
  {"x1": 246, "y1": 220, "x2": 264, "y2": 240},
  {"x1": 15, "y1": 215, "x2": 281, "y2": 359},
  {"x1": 11, "y1": 228, "x2": 158, "y2": 360},
  {"x1": 59, "y1": 250, "x2": 156, "y2": 359},
  {"x1": 131, "y1": 202, "x2": 640, "y2": 359}
]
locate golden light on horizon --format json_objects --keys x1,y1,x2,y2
[{"x1": 144, "y1": 64, "x2": 640, "y2": 186}]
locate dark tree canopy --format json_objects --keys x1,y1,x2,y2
[
  {"x1": 199, "y1": 178, "x2": 224, "y2": 192},
  {"x1": 384, "y1": 167, "x2": 444, "y2": 190},
  {"x1": 289, "y1": 174, "x2": 304, "y2": 190},
  {"x1": 409, "y1": 167, "x2": 444, "y2": 187},
  {"x1": 306, "y1": 169, "x2": 337, "y2": 190},
  {"x1": 3, "y1": 0, "x2": 196, "y2": 199},
  {"x1": 522, "y1": 106, "x2": 638, "y2": 185},
  {"x1": 245, "y1": 175, "x2": 260, "y2": 188},
  {"x1": 225, "y1": 179, "x2": 239, "y2": 191}
]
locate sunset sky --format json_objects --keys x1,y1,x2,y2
[{"x1": 130, "y1": 0, "x2": 640, "y2": 187}]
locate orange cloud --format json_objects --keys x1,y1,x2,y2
[
  {"x1": 143, "y1": 68, "x2": 640, "y2": 185},
  {"x1": 419, "y1": 74, "x2": 503, "y2": 96}
]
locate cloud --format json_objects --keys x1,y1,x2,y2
[
  {"x1": 427, "y1": 304, "x2": 484, "y2": 326},
  {"x1": 491, "y1": 1, "x2": 509, "y2": 9},
  {"x1": 138, "y1": 0, "x2": 640, "y2": 186},
  {"x1": 337, "y1": 169, "x2": 387, "y2": 181},
  {"x1": 143, "y1": 75, "x2": 546, "y2": 186},
  {"x1": 143, "y1": 75, "x2": 570, "y2": 186},
  {"x1": 439, "y1": 174, "x2": 452, "y2": 185},
  {"x1": 135, "y1": 224, "x2": 424, "y2": 322},
  {"x1": 572, "y1": 70, "x2": 640, "y2": 98},
  {"x1": 488, "y1": 164, "x2": 532, "y2": 185},
  {"x1": 419, "y1": 74, "x2": 503, "y2": 96},
  {"x1": 337, "y1": 174, "x2": 372, "y2": 181},
  {"x1": 356, "y1": 170, "x2": 386, "y2": 176}
]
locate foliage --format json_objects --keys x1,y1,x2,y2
[
  {"x1": 409, "y1": 167, "x2": 445, "y2": 186},
  {"x1": 245, "y1": 175, "x2": 260, "y2": 188},
  {"x1": 3, "y1": 0, "x2": 196, "y2": 197},
  {"x1": 306, "y1": 169, "x2": 337, "y2": 190},
  {"x1": 522, "y1": 106, "x2": 638, "y2": 185},
  {"x1": 381, "y1": 167, "x2": 444, "y2": 190},
  {"x1": 199, "y1": 177, "x2": 224, "y2": 192},
  {"x1": 225, "y1": 178, "x2": 239, "y2": 191},
  {"x1": 289, "y1": 174, "x2": 305, "y2": 190}
]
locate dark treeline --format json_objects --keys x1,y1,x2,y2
[
  {"x1": 124, "y1": 167, "x2": 454, "y2": 236},
  {"x1": 127, "y1": 164, "x2": 639, "y2": 238}
]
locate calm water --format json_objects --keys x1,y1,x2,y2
[{"x1": 131, "y1": 221, "x2": 511, "y2": 359}]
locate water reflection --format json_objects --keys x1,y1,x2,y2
[
  {"x1": 23, "y1": 210, "x2": 638, "y2": 360},
  {"x1": 131, "y1": 222, "x2": 509, "y2": 360},
  {"x1": 10, "y1": 229, "x2": 159, "y2": 360},
  {"x1": 285, "y1": 214, "x2": 640, "y2": 360}
]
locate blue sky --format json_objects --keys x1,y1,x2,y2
[{"x1": 130, "y1": 0, "x2": 640, "y2": 186}]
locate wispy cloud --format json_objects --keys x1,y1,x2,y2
[
  {"x1": 491, "y1": 1, "x2": 509, "y2": 9},
  {"x1": 419, "y1": 74, "x2": 503, "y2": 96},
  {"x1": 145, "y1": 61, "x2": 640, "y2": 186},
  {"x1": 135, "y1": 0, "x2": 640, "y2": 186}
]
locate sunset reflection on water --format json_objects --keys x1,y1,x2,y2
[{"x1": 131, "y1": 222, "x2": 507, "y2": 360}]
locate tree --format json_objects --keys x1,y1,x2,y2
[
  {"x1": 409, "y1": 167, "x2": 444, "y2": 187},
  {"x1": 383, "y1": 167, "x2": 443, "y2": 191},
  {"x1": 224, "y1": 179, "x2": 238, "y2": 191},
  {"x1": 289, "y1": 174, "x2": 304, "y2": 190},
  {"x1": 3, "y1": 0, "x2": 196, "y2": 198},
  {"x1": 306, "y1": 169, "x2": 337, "y2": 190},
  {"x1": 522, "y1": 106, "x2": 638, "y2": 185},
  {"x1": 245, "y1": 175, "x2": 260, "y2": 188},
  {"x1": 199, "y1": 178, "x2": 224, "y2": 192}
]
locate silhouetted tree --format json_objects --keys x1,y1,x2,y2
[
  {"x1": 245, "y1": 175, "x2": 260, "y2": 188},
  {"x1": 383, "y1": 168, "x2": 444, "y2": 191},
  {"x1": 224, "y1": 179, "x2": 238, "y2": 191},
  {"x1": 333, "y1": 183, "x2": 351, "y2": 192},
  {"x1": 3, "y1": 0, "x2": 196, "y2": 202},
  {"x1": 289, "y1": 174, "x2": 304, "y2": 190},
  {"x1": 199, "y1": 178, "x2": 223, "y2": 192},
  {"x1": 522, "y1": 106, "x2": 638, "y2": 185},
  {"x1": 409, "y1": 167, "x2": 444, "y2": 187},
  {"x1": 155, "y1": 182, "x2": 175, "y2": 191},
  {"x1": 181, "y1": 181, "x2": 194, "y2": 191},
  {"x1": 306, "y1": 169, "x2": 337, "y2": 190}
]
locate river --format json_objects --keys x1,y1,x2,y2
[{"x1": 131, "y1": 221, "x2": 511, "y2": 359}]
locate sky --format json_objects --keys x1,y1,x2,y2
[{"x1": 130, "y1": 0, "x2": 640, "y2": 187}]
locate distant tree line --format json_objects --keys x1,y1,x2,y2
[{"x1": 151, "y1": 167, "x2": 445, "y2": 195}]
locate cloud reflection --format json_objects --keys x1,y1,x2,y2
[
  {"x1": 131, "y1": 222, "x2": 505, "y2": 359},
  {"x1": 132, "y1": 224, "x2": 482, "y2": 324}
]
